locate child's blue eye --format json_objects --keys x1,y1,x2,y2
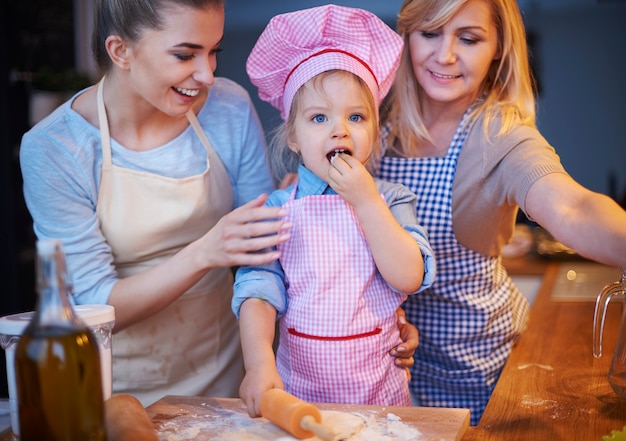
[
  {"x1": 349, "y1": 114, "x2": 363, "y2": 122},
  {"x1": 313, "y1": 114, "x2": 327, "y2": 123}
]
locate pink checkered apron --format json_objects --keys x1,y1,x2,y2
[{"x1": 275, "y1": 187, "x2": 411, "y2": 405}]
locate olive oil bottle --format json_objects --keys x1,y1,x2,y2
[{"x1": 15, "y1": 239, "x2": 106, "y2": 440}]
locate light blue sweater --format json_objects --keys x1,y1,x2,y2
[{"x1": 20, "y1": 77, "x2": 274, "y2": 305}]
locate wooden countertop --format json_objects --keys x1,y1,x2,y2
[
  {"x1": 2, "y1": 257, "x2": 622, "y2": 440},
  {"x1": 464, "y1": 262, "x2": 626, "y2": 440},
  {"x1": 502, "y1": 254, "x2": 550, "y2": 276}
]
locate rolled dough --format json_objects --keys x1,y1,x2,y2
[{"x1": 307, "y1": 410, "x2": 422, "y2": 441}]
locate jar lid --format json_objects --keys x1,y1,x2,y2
[{"x1": 0, "y1": 304, "x2": 115, "y2": 335}]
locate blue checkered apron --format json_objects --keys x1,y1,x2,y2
[{"x1": 377, "y1": 112, "x2": 529, "y2": 425}]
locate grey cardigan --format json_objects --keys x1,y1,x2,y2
[{"x1": 381, "y1": 113, "x2": 567, "y2": 256}]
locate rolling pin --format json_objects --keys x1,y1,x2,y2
[
  {"x1": 260, "y1": 389, "x2": 336, "y2": 440},
  {"x1": 104, "y1": 394, "x2": 159, "y2": 441}
]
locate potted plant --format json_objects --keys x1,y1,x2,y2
[{"x1": 29, "y1": 66, "x2": 92, "y2": 126}]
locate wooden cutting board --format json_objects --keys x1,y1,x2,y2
[{"x1": 146, "y1": 395, "x2": 469, "y2": 441}]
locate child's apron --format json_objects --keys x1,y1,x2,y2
[{"x1": 275, "y1": 186, "x2": 410, "y2": 405}]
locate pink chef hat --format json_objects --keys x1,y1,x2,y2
[{"x1": 246, "y1": 4, "x2": 404, "y2": 120}]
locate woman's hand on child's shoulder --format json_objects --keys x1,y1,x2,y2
[{"x1": 202, "y1": 194, "x2": 292, "y2": 268}]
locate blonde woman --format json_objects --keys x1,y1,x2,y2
[{"x1": 377, "y1": 0, "x2": 626, "y2": 425}]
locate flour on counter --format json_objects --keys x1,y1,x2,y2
[{"x1": 154, "y1": 406, "x2": 423, "y2": 441}]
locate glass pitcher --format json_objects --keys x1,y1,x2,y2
[{"x1": 593, "y1": 267, "x2": 626, "y2": 401}]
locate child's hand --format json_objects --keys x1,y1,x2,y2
[
  {"x1": 239, "y1": 365, "x2": 284, "y2": 417},
  {"x1": 327, "y1": 153, "x2": 379, "y2": 208}
]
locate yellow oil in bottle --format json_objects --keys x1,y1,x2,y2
[
  {"x1": 15, "y1": 325, "x2": 105, "y2": 441},
  {"x1": 14, "y1": 239, "x2": 106, "y2": 440}
]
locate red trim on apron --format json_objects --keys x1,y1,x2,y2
[{"x1": 287, "y1": 327, "x2": 382, "y2": 341}]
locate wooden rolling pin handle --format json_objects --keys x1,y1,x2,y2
[
  {"x1": 104, "y1": 394, "x2": 159, "y2": 441},
  {"x1": 300, "y1": 415, "x2": 336, "y2": 441}
]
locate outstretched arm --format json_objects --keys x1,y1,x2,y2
[{"x1": 526, "y1": 173, "x2": 626, "y2": 268}]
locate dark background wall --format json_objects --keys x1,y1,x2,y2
[
  {"x1": 1, "y1": 0, "x2": 77, "y2": 398},
  {"x1": 1, "y1": 0, "x2": 625, "y2": 399}
]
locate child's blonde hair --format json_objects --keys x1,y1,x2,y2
[
  {"x1": 384, "y1": 0, "x2": 537, "y2": 155},
  {"x1": 267, "y1": 70, "x2": 379, "y2": 184}
]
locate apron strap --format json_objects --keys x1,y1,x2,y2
[
  {"x1": 186, "y1": 110, "x2": 212, "y2": 171},
  {"x1": 96, "y1": 77, "x2": 112, "y2": 166},
  {"x1": 97, "y1": 78, "x2": 213, "y2": 170}
]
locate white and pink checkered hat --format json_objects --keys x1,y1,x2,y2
[{"x1": 246, "y1": 4, "x2": 404, "y2": 120}]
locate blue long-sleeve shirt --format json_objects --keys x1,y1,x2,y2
[
  {"x1": 232, "y1": 164, "x2": 436, "y2": 318},
  {"x1": 20, "y1": 77, "x2": 274, "y2": 305}
]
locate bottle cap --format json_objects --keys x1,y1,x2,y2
[{"x1": 0, "y1": 304, "x2": 115, "y2": 336}]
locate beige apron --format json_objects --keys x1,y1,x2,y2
[{"x1": 95, "y1": 79, "x2": 243, "y2": 406}]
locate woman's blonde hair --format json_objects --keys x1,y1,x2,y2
[
  {"x1": 267, "y1": 70, "x2": 379, "y2": 184},
  {"x1": 384, "y1": 0, "x2": 537, "y2": 155}
]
